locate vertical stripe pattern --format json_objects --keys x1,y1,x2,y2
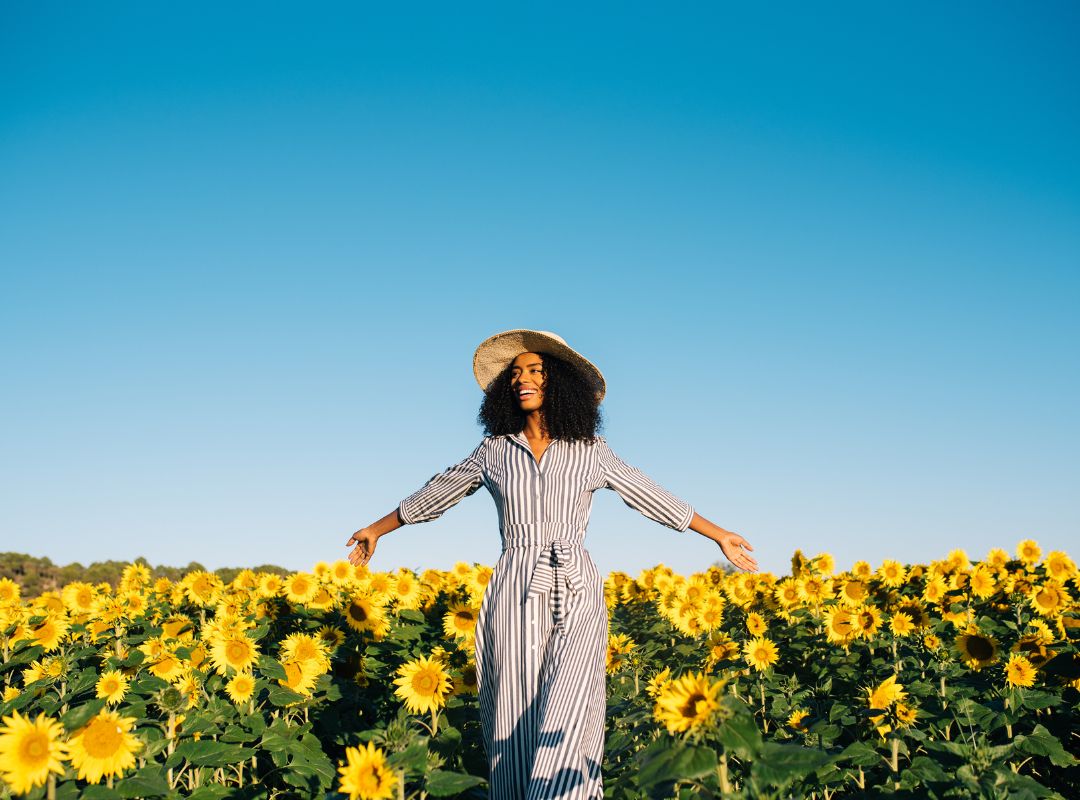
[{"x1": 398, "y1": 433, "x2": 694, "y2": 800}]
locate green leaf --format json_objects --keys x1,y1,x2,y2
[
  {"x1": 426, "y1": 769, "x2": 488, "y2": 796},
  {"x1": 636, "y1": 743, "x2": 717, "y2": 789},
  {"x1": 115, "y1": 765, "x2": 170, "y2": 798},
  {"x1": 837, "y1": 740, "x2": 880, "y2": 767},
  {"x1": 267, "y1": 684, "x2": 308, "y2": 707},
  {"x1": 187, "y1": 787, "x2": 234, "y2": 800},
  {"x1": 753, "y1": 742, "x2": 831, "y2": 786},
  {"x1": 257, "y1": 655, "x2": 288, "y2": 681},
  {"x1": 716, "y1": 712, "x2": 762, "y2": 759},
  {"x1": 171, "y1": 740, "x2": 255, "y2": 767},
  {"x1": 905, "y1": 755, "x2": 950, "y2": 783},
  {"x1": 61, "y1": 697, "x2": 107, "y2": 731},
  {"x1": 397, "y1": 608, "x2": 427, "y2": 623},
  {"x1": 1014, "y1": 724, "x2": 1079, "y2": 767},
  {"x1": 79, "y1": 786, "x2": 122, "y2": 800},
  {"x1": 387, "y1": 741, "x2": 429, "y2": 773}
]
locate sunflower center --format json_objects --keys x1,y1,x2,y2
[
  {"x1": 21, "y1": 732, "x2": 50, "y2": 763},
  {"x1": 348, "y1": 602, "x2": 368, "y2": 622},
  {"x1": 967, "y1": 636, "x2": 994, "y2": 660},
  {"x1": 414, "y1": 671, "x2": 437, "y2": 694},
  {"x1": 357, "y1": 766, "x2": 380, "y2": 793},
  {"x1": 83, "y1": 717, "x2": 123, "y2": 758},
  {"x1": 227, "y1": 641, "x2": 250, "y2": 662},
  {"x1": 680, "y1": 692, "x2": 707, "y2": 717}
]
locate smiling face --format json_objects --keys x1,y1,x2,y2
[{"x1": 509, "y1": 352, "x2": 546, "y2": 412}]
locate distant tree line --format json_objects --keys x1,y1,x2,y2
[{"x1": 0, "y1": 552, "x2": 291, "y2": 600}]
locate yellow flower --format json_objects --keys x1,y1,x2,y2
[
  {"x1": 851, "y1": 560, "x2": 873, "y2": 580},
  {"x1": 889, "y1": 612, "x2": 915, "y2": 637},
  {"x1": 393, "y1": 655, "x2": 452, "y2": 715},
  {"x1": 442, "y1": 603, "x2": 479, "y2": 641},
  {"x1": 95, "y1": 670, "x2": 129, "y2": 705},
  {"x1": 812, "y1": 553, "x2": 835, "y2": 576},
  {"x1": 853, "y1": 606, "x2": 883, "y2": 639},
  {"x1": 317, "y1": 625, "x2": 347, "y2": 651},
  {"x1": 0, "y1": 711, "x2": 68, "y2": 795},
  {"x1": 338, "y1": 740, "x2": 397, "y2": 800},
  {"x1": 742, "y1": 637, "x2": 779, "y2": 672},
  {"x1": 954, "y1": 627, "x2": 999, "y2": 670},
  {"x1": 945, "y1": 549, "x2": 970, "y2": 572},
  {"x1": 745, "y1": 612, "x2": 768, "y2": 637},
  {"x1": 895, "y1": 702, "x2": 918, "y2": 726},
  {"x1": 284, "y1": 573, "x2": 319, "y2": 605},
  {"x1": 645, "y1": 666, "x2": 672, "y2": 699},
  {"x1": 1044, "y1": 551, "x2": 1077, "y2": 582},
  {"x1": 1005, "y1": 653, "x2": 1036, "y2": 688},
  {"x1": 867, "y1": 674, "x2": 905, "y2": 709},
  {"x1": 606, "y1": 633, "x2": 635, "y2": 674},
  {"x1": 279, "y1": 633, "x2": 330, "y2": 672},
  {"x1": 29, "y1": 614, "x2": 69, "y2": 652},
  {"x1": 877, "y1": 560, "x2": 907, "y2": 588},
  {"x1": 1030, "y1": 582, "x2": 1070, "y2": 618},
  {"x1": 787, "y1": 708, "x2": 810, "y2": 730},
  {"x1": 773, "y1": 579, "x2": 801, "y2": 609},
  {"x1": 1016, "y1": 539, "x2": 1042, "y2": 566},
  {"x1": 923, "y1": 633, "x2": 942, "y2": 651},
  {"x1": 67, "y1": 710, "x2": 141, "y2": 784},
  {"x1": 823, "y1": 607, "x2": 858, "y2": 645},
  {"x1": 923, "y1": 577, "x2": 948, "y2": 605},
  {"x1": 968, "y1": 566, "x2": 997, "y2": 599},
  {"x1": 984, "y1": 548, "x2": 1010, "y2": 569},
  {"x1": 208, "y1": 633, "x2": 260, "y2": 675},
  {"x1": 342, "y1": 593, "x2": 388, "y2": 636},
  {"x1": 225, "y1": 673, "x2": 256, "y2": 704},
  {"x1": 279, "y1": 660, "x2": 320, "y2": 698},
  {"x1": 653, "y1": 671, "x2": 726, "y2": 734},
  {"x1": 0, "y1": 578, "x2": 21, "y2": 604}
]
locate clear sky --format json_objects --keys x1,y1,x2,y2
[{"x1": 2, "y1": 2, "x2": 1077, "y2": 579}]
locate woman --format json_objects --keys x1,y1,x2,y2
[{"x1": 345, "y1": 329, "x2": 756, "y2": 800}]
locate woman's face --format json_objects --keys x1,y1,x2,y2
[{"x1": 509, "y1": 352, "x2": 545, "y2": 412}]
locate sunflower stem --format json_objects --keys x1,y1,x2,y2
[
  {"x1": 47, "y1": 775, "x2": 56, "y2": 800},
  {"x1": 431, "y1": 708, "x2": 439, "y2": 736}
]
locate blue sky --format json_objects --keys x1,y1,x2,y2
[{"x1": 2, "y1": 2, "x2": 1077, "y2": 579}]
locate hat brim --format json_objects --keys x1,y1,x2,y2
[{"x1": 473, "y1": 329, "x2": 606, "y2": 403}]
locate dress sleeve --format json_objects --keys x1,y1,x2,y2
[
  {"x1": 397, "y1": 439, "x2": 487, "y2": 525},
  {"x1": 596, "y1": 436, "x2": 695, "y2": 532}
]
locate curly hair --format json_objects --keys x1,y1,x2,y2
[{"x1": 476, "y1": 351, "x2": 604, "y2": 443}]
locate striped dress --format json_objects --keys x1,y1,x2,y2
[{"x1": 398, "y1": 431, "x2": 695, "y2": 800}]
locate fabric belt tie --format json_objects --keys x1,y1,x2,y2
[{"x1": 524, "y1": 539, "x2": 586, "y2": 637}]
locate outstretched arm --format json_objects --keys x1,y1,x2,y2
[
  {"x1": 687, "y1": 512, "x2": 758, "y2": 573},
  {"x1": 599, "y1": 437, "x2": 757, "y2": 572},
  {"x1": 346, "y1": 439, "x2": 486, "y2": 567}
]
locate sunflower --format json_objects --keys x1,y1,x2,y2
[
  {"x1": 1044, "y1": 551, "x2": 1077, "y2": 582},
  {"x1": 0, "y1": 578, "x2": 20, "y2": 604},
  {"x1": 606, "y1": 633, "x2": 635, "y2": 674},
  {"x1": 850, "y1": 560, "x2": 873, "y2": 580},
  {"x1": 774, "y1": 579, "x2": 801, "y2": 609},
  {"x1": 62, "y1": 582, "x2": 98, "y2": 615},
  {"x1": 823, "y1": 607, "x2": 858, "y2": 645},
  {"x1": 29, "y1": 614, "x2": 69, "y2": 652},
  {"x1": 95, "y1": 670, "x2": 129, "y2": 705},
  {"x1": 812, "y1": 553, "x2": 835, "y2": 576},
  {"x1": 452, "y1": 663, "x2": 479, "y2": 696},
  {"x1": 442, "y1": 603, "x2": 479, "y2": 641},
  {"x1": 183, "y1": 571, "x2": 223, "y2": 607},
  {"x1": 1030, "y1": 582, "x2": 1070, "y2": 618},
  {"x1": 208, "y1": 633, "x2": 260, "y2": 676},
  {"x1": 342, "y1": 593, "x2": 388, "y2": 636},
  {"x1": 0, "y1": 711, "x2": 68, "y2": 795},
  {"x1": 745, "y1": 612, "x2": 768, "y2": 637},
  {"x1": 923, "y1": 633, "x2": 942, "y2": 651},
  {"x1": 877, "y1": 560, "x2": 907, "y2": 588},
  {"x1": 338, "y1": 740, "x2": 397, "y2": 800},
  {"x1": 945, "y1": 549, "x2": 970, "y2": 572},
  {"x1": 225, "y1": 673, "x2": 256, "y2": 704},
  {"x1": 330, "y1": 560, "x2": 356, "y2": 586},
  {"x1": 393, "y1": 655, "x2": 452, "y2": 715},
  {"x1": 895, "y1": 703, "x2": 918, "y2": 726},
  {"x1": 838, "y1": 580, "x2": 868, "y2": 607},
  {"x1": 284, "y1": 573, "x2": 320, "y2": 605},
  {"x1": 853, "y1": 606, "x2": 883, "y2": 639},
  {"x1": 867, "y1": 674, "x2": 906, "y2": 710},
  {"x1": 257, "y1": 573, "x2": 284, "y2": 598},
  {"x1": 1005, "y1": 653, "x2": 1036, "y2": 688},
  {"x1": 645, "y1": 666, "x2": 672, "y2": 698},
  {"x1": 889, "y1": 611, "x2": 915, "y2": 637},
  {"x1": 742, "y1": 636, "x2": 779, "y2": 672},
  {"x1": 954, "y1": 627, "x2": 999, "y2": 669},
  {"x1": 968, "y1": 566, "x2": 997, "y2": 599},
  {"x1": 317, "y1": 624, "x2": 347, "y2": 651},
  {"x1": 922, "y1": 577, "x2": 948, "y2": 605},
  {"x1": 796, "y1": 576, "x2": 830, "y2": 605},
  {"x1": 1016, "y1": 539, "x2": 1042, "y2": 566},
  {"x1": 786, "y1": 708, "x2": 810, "y2": 730},
  {"x1": 653, "y1": 671, "x2": 726, "y2": 734},
  {"x1": 279, "y1": 632, "x2": 330, "y2": 671},
  {"x1": 67, "y1": 710, "x2": 141, "y2": 784},
  {"x1": 985, "y1": 547, "x2": 1010, "y2": 569}
]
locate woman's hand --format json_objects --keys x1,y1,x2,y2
[
  {"x1": 717, "y1": 530, "x2": 758, "y2": 573},
  {"x1": 345, "y1": 527, "x2": 379, "y2": 568}
]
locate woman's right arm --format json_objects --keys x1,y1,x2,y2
[
  {"x1": 345, "y1": 507, "x2": 404, "y2": 567},
  {"x1": 346, "y1": 438, "x2": 487, "y2": 567}
]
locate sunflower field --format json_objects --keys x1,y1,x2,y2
[{"x1": 0, "y1": 540, "x2": 1078, "y2": 799}]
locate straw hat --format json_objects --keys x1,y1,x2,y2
[{"x1": 472, "y1": 329, "x2": 606, "y2": 403}]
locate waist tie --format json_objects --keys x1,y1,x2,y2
[{"x1": 502, "y1": 524, "x2": 587, "y2": 637}]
